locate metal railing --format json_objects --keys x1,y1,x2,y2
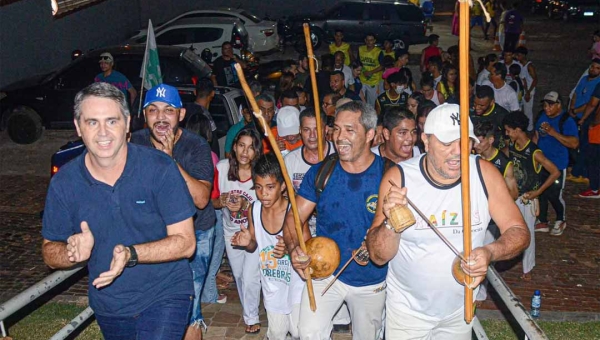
[
  {"x1": 0, "y1": 264, "x2": 548, "y2": 339},
  {"x1": 474, "y1": 266, "x2": 549, "y2": 340},
  {"x1": 0, "y1": 266, "x2": 92, "y2": 339}
]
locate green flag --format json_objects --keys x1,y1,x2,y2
[{"x1": 140, "y1": 19, "x2": 162, "y2": 90}]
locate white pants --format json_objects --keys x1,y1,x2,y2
[
  {"x1": 267, "y1": 304, "x2": 301, "y2": 340},
  {"x1": 362, "y1": 82, "x2": 383, "y2": 108},
  {"x1": 298, "y1": 276, "x2": 386, "y2": 340},
  {"x1": 523, "y1": 88, "x2": 536, "y2": 131},
  {"x1": 386, "y1": 304, "x2": 471, "y2": 340},
  {"x1": 516, "y1": 198, "x2": 536, "y2": 274},
  {"x1": 224, "y1": 235, "x2": 261, "y2": 325}
]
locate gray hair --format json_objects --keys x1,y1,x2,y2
[
  {"x1": 73, "y1": 82, "x2": 130, "y2": 121},
  {"x1": 335, "y1": 100, "x2": 377, "y2": 132},
  {"x1": 255, "y1": 93, "x2": 275, "y2": 104}
]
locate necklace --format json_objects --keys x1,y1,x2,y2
[{"x1": 387, "y1": 90, "x2": 401, "y2": 104}]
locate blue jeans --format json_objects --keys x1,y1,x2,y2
[
  {"x1": 189, "y1": 227, "x2": 215, "y2": 326},
  {"x1": 202, "y1": 210, "x2": 224, "y2": 303},
  {"x1": 95, "y1": 294, "x2": 192, "y2": 340}
]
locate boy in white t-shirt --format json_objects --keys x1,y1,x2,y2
[{"x1": 232, "y1": 154, "x2": 304, "y2": 340}]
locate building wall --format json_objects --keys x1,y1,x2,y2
[{"x1": 0, "y1": 0, "x2": 337, "y2": 88}]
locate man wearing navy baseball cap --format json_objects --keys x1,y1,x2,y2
[{"x1": 131, "y1": 83, "x2": 216, "y2": 339}]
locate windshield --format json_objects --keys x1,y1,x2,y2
[{"x1": 240, "y1": 10, "x2": 261, "y2": 23}]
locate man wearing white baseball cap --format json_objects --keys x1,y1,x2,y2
[
  {"x1": 368, "y1": 103, "x2": 530, "y2": 339},
  {"x1": 94, "y1": 52, "x2": 137, "y2": 107},
  {"x1": 275, "y1": 106, "x2": 303, "y2": 155}
]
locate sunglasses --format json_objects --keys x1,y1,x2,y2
[{"x1": 99, "y1": 56, "x2": 112, "y2": 61}]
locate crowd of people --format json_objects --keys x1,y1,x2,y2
[{"x1": 40, "y1": 25, "x2": 600, "y2": 340}]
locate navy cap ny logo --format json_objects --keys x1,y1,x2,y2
[{"x1": 450, "y1": 112, "x2": 461, "y2": 126}]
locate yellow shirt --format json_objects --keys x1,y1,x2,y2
[
  {"x1": 329, "y1": 42, "x2": 351, "y2": 66},
  {"x1": 358, "y1": 45, "x2": 382, "y2": 86},
  {"x1": 485, "y1": 1, "x2": 495, "y2": 17}
]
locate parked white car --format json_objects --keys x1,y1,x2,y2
[
  {"x1": 129, "y1": 18, "x2": 252, "y2": 61},
  {"x1": 138, "y1": 8, "x2": 278, "y2": 53}
]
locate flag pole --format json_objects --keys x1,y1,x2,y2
[
  {"x1": 458, "y1": 0, "x2": 475, "y2": 324},
  {"x1": 137, "y1": 20, "x2": 151, "y2": 118}
]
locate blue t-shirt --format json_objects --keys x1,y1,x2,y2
[
  {"x1": 42, "y1": 143, "x2": 195, "y2": 316},
  {"x1": 536, "y1": 111, "x2": 578, "y2": 170},
  {"x1": 130, "y1": 128, "x2": 216, "y2": 231},
  {"x1": 574, "y1": 75, "x2": 600, "y2": 117},
  {"x1": 94, "y1": 70, "x2": 133, "y2": 97},
  {"x1": 298, "y1": 156, "x2": 388, "y2": 287}
]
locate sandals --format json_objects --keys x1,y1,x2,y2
[
  {"x1": 245, "y1": 323, "x2": 261, "y2": 334},
  {"x1": 520, "y1": 272, "x2": 532, "y2": 281}
]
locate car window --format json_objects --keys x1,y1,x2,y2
[
  {"x1": 161, "y1": 57, "x2": 194, "y2": 85},
  {"x1": 368, "y1": 4, "x2": 399, "y2": 21},
  {"x1": 192, "y1": 28, "x2": 224, "y2": 43},
  {"x1": 331, "y1": 2, "x2": 365, "y2": 20},
  {"x1": 58, "y1": 59, "x2": 98, "y2": 89},
  {"x1": 156, "y1": 28, "x2": 193, "y2": 45},
  {"x1": 396, "y1": 5, "x2": 425, "y2": 21},
  {"x1": 210, "y1": 95, "x2": 232, "y2": 138},
  {"x1": 112, "y1": 57, "x2": 143, "y2": 87}
]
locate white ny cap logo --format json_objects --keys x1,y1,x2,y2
[{"x1": 156, "y1": 87, "x2": 166, "y2": 98}]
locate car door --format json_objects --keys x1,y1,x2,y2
[
  {"x1": 45, "y1": 58, "x2": 99, "y2": 128},
  {"x1": 393, "y1": 5, "x2": 426, "y2": 46},
  {"x1": 323, "y1": 2, "x2": 367, "y2": 43}
]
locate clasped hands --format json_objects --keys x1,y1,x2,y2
[{"x1": 67, "y1": 221, "x2": 131, "y2": 289}]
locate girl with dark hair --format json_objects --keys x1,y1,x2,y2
[
  {"x1": 212, "y1": 127, "x2": 263, "y2": 334},
  {"x1": 437, "y1": 63, "x2": 459, "y2": 103},
  {"x1": 407, "y1": 91, "x2": 426, "y2": 115}
]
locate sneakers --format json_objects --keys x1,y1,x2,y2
[
  {"x1": 534, "y1": 221, "x2": 549, "y2": 232},
  {"x1": 579, "y1": 189, "x2": 600, "y2": 199},
  {"x1": 570, "y1": 176, "x2": 589, "y2": 183},
  {"x1": 550, "y1": 220, "x2": 566, "y2": 236}
]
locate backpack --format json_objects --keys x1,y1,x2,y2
[{"x1": 315, "y1": 153, "x2": 396, "y2": 198}]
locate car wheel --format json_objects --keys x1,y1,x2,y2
[
  {"x1": 393, "y1": 38, "x2": 408, "y2": 52},
  {"x1": 7, "y1": 106, "x2": 43, "y2": 144},
  {"x1": 293, "y1": 30, "x2": 322, "y2": 53}
]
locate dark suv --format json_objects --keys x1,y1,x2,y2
[
  {"x1": 0, "y1": 45, "x2": 211, "y2": 144},
  {"x1": 285, "y1": 0, "x2": 428, "y2": 51}
]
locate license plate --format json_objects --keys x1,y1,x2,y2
[{"x1": 583, "y1": 11, "x2": 594, "y2": 16}]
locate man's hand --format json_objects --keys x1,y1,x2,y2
[
  {"x1": 290, "y1": 246, "x2": 311, "y2": 279},
  {"x1": 273, "y1": 235, "x2": 287, "y2": 259},
  {"x1": 231, "y1": 224, "x2": 252, "y2": 247},
  {"x1": 276, "y1": 137, "x2": 287, "y2": 151},
  {"x1": 523, "y1": 190, "x2": 539, "y2": 200},
  {"x1": 540, "y1": 122, "x2": 557, "y2": 137},
  {"x1": 92, "y1": 244, "x2": 130, "y2": 289},
  {"x1": 66, "y1": 221, "x2": 94, "y2": 263},
  {"x1": 382, "y1": 185, "x2": 408, "y2": 219},
  {"x1": 461, "y1": 246, "x2": 492, "y2": 288},
  {"x1": 157, "y1": 129, "x2": 177, "y2": 157}
]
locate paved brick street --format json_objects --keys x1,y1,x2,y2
[{"x1": 1, "y1": 12, "x2": 599, "y2": 339}]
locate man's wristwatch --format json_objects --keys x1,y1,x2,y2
[{"x1": 126, "y1": 245, "x2": 138, "y2": 267}]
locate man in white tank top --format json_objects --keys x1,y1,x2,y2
[
  {"x1": 515, "y1": 47, "x2": 538, "y2": 131},
  {"x1": 367, "y1": 104, "x2": 530, "y2": 339}
]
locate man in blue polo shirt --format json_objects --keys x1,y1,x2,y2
[
  {"x1": 283, "y1": 101, "x2": 387, "y2": 340},
  {"x1": 41, "y1": 82, "x2": 197, "y2": 340},
  {"x1": 130, "y1": 83, "x2": 215, "y2": 340},
  {"x1": 534, "y1": 92, "x2": 579, "y2": 236}
]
